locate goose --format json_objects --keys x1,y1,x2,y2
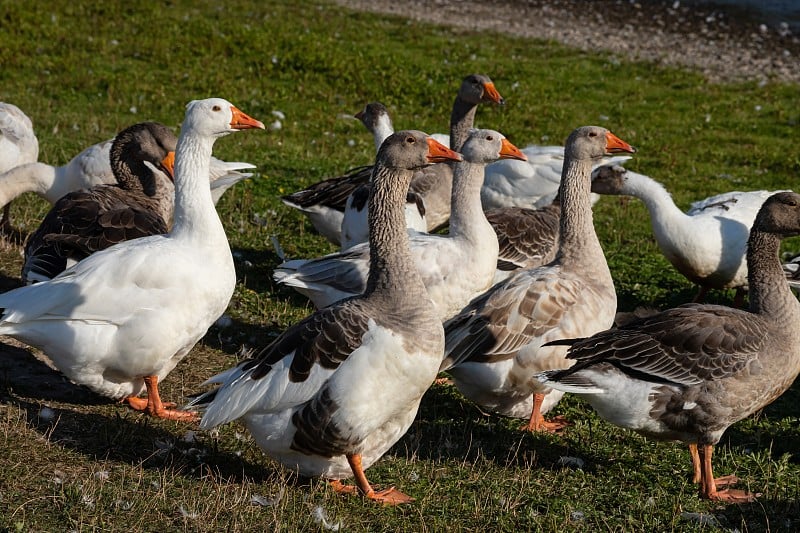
[
  {"x1": 186, "y1": 131, "x2": 461, "y2": 505},
  {"x1": 440, "y1": 126, "x2": 635, "y2": 432},
  {"x1": 538, "y1": 191, "x2": 800, "y2": 503},
  {"x1": 590, "y1": 164, "x2": 787, "y2": 303},
  {"x1": 480, "y1": 143, "x2": 630, "y2": 211},
  {"x1": 0, "y1": 98, "x2": 264, "y2": 419},
  {"x1": 0, "y1": 102, "x2": 39, "y2": 229},
  {"x1": 340, "y1": 102, "x2": 428, "y2": 249},
  {"x1": 21, "y1": 122, "x2": 178, "y2": 284},
  {"x1": 274, "y1": 129, "x2": 527, "y2": 321},
  {"x1": 282, "y1": 74, "x2": 504, "y2": 245}
]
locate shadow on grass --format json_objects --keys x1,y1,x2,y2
[{"x1": 405, "y1": 383, "x2": 614, "y2": 474}]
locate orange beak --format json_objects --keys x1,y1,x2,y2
[
  {"x1": 605, "y1": 131, "x2": 636, "y2": 154},
  {"x1": 426, "y1": 137, "x2": 462, "y2": 163},
  {"x1": 161, "y1": 151, "x2": 175, "y2": 181},
  {"x1": 482, "y1": 82, "x2": 505, "y2": 105},
  {"x1": 499, "y1": 138, "x2": 527, "y2": 161},
  {"x1": 230, "y1": 106, "x2": 266, "y2": 130}
]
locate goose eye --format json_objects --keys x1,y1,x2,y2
[
  {"x1": 486, "y1": 135, "x2": 494, "y2": 141},
  {"x1": 212, "y1": 105, "x2": 221, "y2": 112},
  {"x1": 589, "y1": 131, "x2": 598, "y2": 138},
  {"x1": 405, "y1": 136, "x2": 415, "y2": 144}
]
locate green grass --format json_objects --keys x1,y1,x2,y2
[{"x1": 1, "y1": 0, "x2": 800, "y2": 530}]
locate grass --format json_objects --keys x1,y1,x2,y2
[{"x1": 1, "y1": 0, "x2": 800, "y2": 530}]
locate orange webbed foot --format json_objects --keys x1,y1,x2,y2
[
  {"x1": 329, "y1": 480, "x2": 359, "y2": 495},
  {"x1": 521, "y1": 415, "x2": 571, "y2": 434},
  {"x1": 708, "y1": 487, "x2": 760, "y2": 503},
  {"x1": 366, "y1": 486, "x2": 415, "y2": 505}
]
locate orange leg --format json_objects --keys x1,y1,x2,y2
[
  {"x1": 697, "y1": 444, "x2": 758, "y2": 502},
  {"x1": 344, "y1": 454, "x2": 414, "y2": 505},
  {"x1": 689, "y1": 444, "x2": 702, "y2": 484},
  {"x1": 520, "y1": 393, "x2": 570, "y2": 433},
  {"x1": 123, "y1": 376, "x2": 197, "y2": 422}
]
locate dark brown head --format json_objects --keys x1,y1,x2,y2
[{"x1": 110, "y1": 122, "x2": 178, "y2": 195}]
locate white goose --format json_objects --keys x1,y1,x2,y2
[
  {"x1": 539, "y1": 191, "x2": 800, "y2": 502},
  {"x1": 440, "y1": 126, "x2": 635, "y2": 432},
  {"x1": 340, "y1": 102, "x2": 428, "y2": 249},
  {"x1": 0, "y1": 102, "x2": 40, "y2": 228},
  {"x1": 590, "y1": 164, "x2": 788, "y2": 302},
  {"x1": 274, "y1": 129, "x2": 527, "y2": 321},
  {"x1": 187, "y1": 131, "x2": 461, "y2": 505},
  {"x1": 0, "y1": 98, "x2": 264, "y2": 419}
]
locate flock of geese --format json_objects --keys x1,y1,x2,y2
[{"x1": 0, "y1": 73, "x2": 799, "y2": 506}]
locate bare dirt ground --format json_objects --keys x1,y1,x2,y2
[{"x1": 333, "y1": 0, "x2": 800, "y2": 84}]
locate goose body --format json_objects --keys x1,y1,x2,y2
[
  {"x1": 591, "y1": 164, "x2": 787, "y2": 300},
  {"x1": 275, "y1": 129, "x2": 527, "y2": 321},
  {"x1": 440, "y1": 126, "x2": 635, "y2": 431},
  {"x1": 0, "y1": 99, "x2": 264, "y2": 418},
  {"x1": 538, "y1": 191, "x2": 800, "y2": 502},
  {"x1": 190, "y1": 131, "x2": 460, "y2": 505}
]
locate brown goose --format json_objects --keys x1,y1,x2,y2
[
  {"x1": 539, "y1": 191, "x2": 800, "y2": 503},
  {"x1": 440, "y1": 126, "x2": 635, "y2": 432},
  {"x1": 21, "y1": 122, "x2": 177, "y2": 284},
  {"x1": 188, "y1": 131, "x2": 461, "y2": 505}
]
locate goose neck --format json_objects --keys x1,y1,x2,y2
[
  {"x1": 449, "y1": 98, "x2": 477, "y2": 152},
  {"x1": 169, "y1": 131, "x2": 222, "y2": 242},
  {"x1": 0, "y1": 163, "x2": 56, "y2": 204},
  {"x1": 372, "y1": 117, "x2": 394, "y2": 153},
  {"x1": 448, "y1": 160, "x2": 491, "y2": 238},
  {"x1": 747, "y1": 229, "x2": 800, "y2": 321},
  {"x1": 623, "y1": 173, "x2": 687, "y2": 224},
  {"x1": 556, "y1": 157, "x2": 605, "y2": 264},
  {"x1": 365, "y1": 165, "x2": 425, "y2": 298}
]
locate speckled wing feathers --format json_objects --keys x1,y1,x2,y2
[
  {"x1": 442, "y1": 266, "x2": 581, "y2": 370},
  {"x1": 244, "y1": 300, "x2": 372, "y2": 382},
  {"x1": 551, "y1": 304, "x2": 764, "y2": 385}
]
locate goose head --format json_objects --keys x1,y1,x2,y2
[
  {"x1": 459, "y1": 74, "x2": 505, "y2": 105},
  {"x1": 590, "y1": 164, "x2": 629, "y2": 195},
  {"x1": 355, "y1": 102, "x2": 391, "y2": 132},
  {"x1": 110, "y1": 121, "x2": 178, "y2": 196},
  {"x1": 378, "y1": 130, "x2": 462, "y2": 170},
  {"x1": 460, "y1": 129, "x2": 527, "y2": 164},
  {"x1": 753, "y1": 191, "x2": 800, "y2": 237},
  {"x1": 181, "y1": 98, "x2": 265, "y2": 139},
  {"x1": 564, "y1": 126, "x2": 636, "y2": 162}
]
